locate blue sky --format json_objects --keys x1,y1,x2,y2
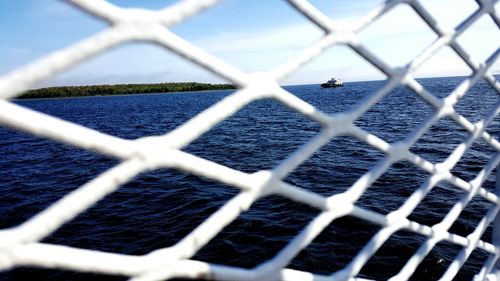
[{"x1": 0, "y1": 0, "x2": 498, "y2": 87}]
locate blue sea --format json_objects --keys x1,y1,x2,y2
[{"x1": 0, "y1": 77, "x2": 498, "y2": 280}]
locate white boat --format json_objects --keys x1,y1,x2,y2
[{"x1": 321, "y1": 78, "x2": 343, "y2": 88}]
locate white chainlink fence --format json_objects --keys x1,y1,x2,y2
[{"x1": 0, "y1": 0, "x2": 499, "y2": 280}]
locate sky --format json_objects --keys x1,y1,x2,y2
[{"x1": 0, "y1": 0, "x2": 498, "y2": 87}]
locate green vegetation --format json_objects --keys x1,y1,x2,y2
[{"x1": 20, "y1": 82, "x2": 236, "y2": 99}]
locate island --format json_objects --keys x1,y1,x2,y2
[{"x1": 19, "y1": 82, "x2": 236, "y2": 99}]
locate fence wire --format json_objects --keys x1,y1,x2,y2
[{"x1": 0, "y1": 0, "x2": 499, "y2": 280}]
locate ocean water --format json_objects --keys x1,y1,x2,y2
[{"x1": 0, "y1": 77, "x2": 498, "y2": 280}]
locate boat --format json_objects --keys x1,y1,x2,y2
[{"x1": 321, "y1": 78, "x2": 343, "y2": 88}]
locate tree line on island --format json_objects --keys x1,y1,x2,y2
[{"x1": 20, "y1": 82, "x2": 236, "y2": 99}]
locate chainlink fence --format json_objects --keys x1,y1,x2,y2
[{"x1": 0, "y1": 0, "x2": 499, "y2": 280}]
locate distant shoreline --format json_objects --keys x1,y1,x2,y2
[{"x1": 19, "y1": 82, "x2": 236, "y2": 99}]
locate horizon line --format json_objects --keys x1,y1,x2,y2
[{"x1": 29, "y1": 73, "x2": 497, "y2": 90}]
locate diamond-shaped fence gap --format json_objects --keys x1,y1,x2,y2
[
  {"x1": 452, "y1": 77, "x2": 500, "y2": 124},
  {"x1": 0, "y1": 266, "x2": 123, "y2": 281},
  {"x1": 357, "y1": 4, "x2": 437, "y2": 68},
  {"x1": 450, "y1": 137, "x2": 498, "y2": 183},
  {"x1": 359, "y1": 229, "x2": 426, "y2": 279},
  {"x1": 28, "y1": 42, "x2": 228, "y2": 94},
  {"x1": 18, "y1": 88, "x2": 231, "y2": 141},
  {"x1": 14, "y1": 45, "x2": 236, "y2": 140},
  {"x1": 410, "y1": 116, "x2": 471, "y2": 164},
  {"x1": 454, "y1": 248, "x2": 491, "y2": 281},
  {"x1": 42, "y1": 169, "x2": 238, "y2": 255},
  {"x1": 418, "y1": 0, "x2": 479, "y2": 31},
  {"x1": 193, "y1": 195, "x2": 319, "y2": 269},
  {"x1": 0, "y1": 1, "x2": 107, "y2": 76},
  {"x1": 407, "y1": 181, "x2": 466, "y2": 228},
  {"x1": 184, "y1": 98, "x2": 320, "y2": 173},
  {"x1": 283, "y1": 135, "x2": 384, "y2": 196},
  {"x1": 407, "y1": 240, "x2": 464, "y2": 280},
  {"x1": 411, "y1": 47, "x2": 473, "y2": 93},
  {"x1": 355, "y1": 160, "x2": 428, "y2": 215},
  {"x1": 448, "y1": 194, "x2": 494, "y2": 237},
  {"x1": 283, "y1": 45, "x2": 386, "y2": 102},
  {"x1": 287, "y1": 215, "x2": 380, "y2": 276},
  {"x1": 354, "y1": 82, "x2": 434, "y2": 143},
  {"x1": 455, "y1": 14, "x2": 500, "y2": 64},
  {"x1": 170, "y1": 0, "x2": 323, "y2": 72},
  {"x1": 0, "y1": 127, "x2": 117, "y2": 229}
]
